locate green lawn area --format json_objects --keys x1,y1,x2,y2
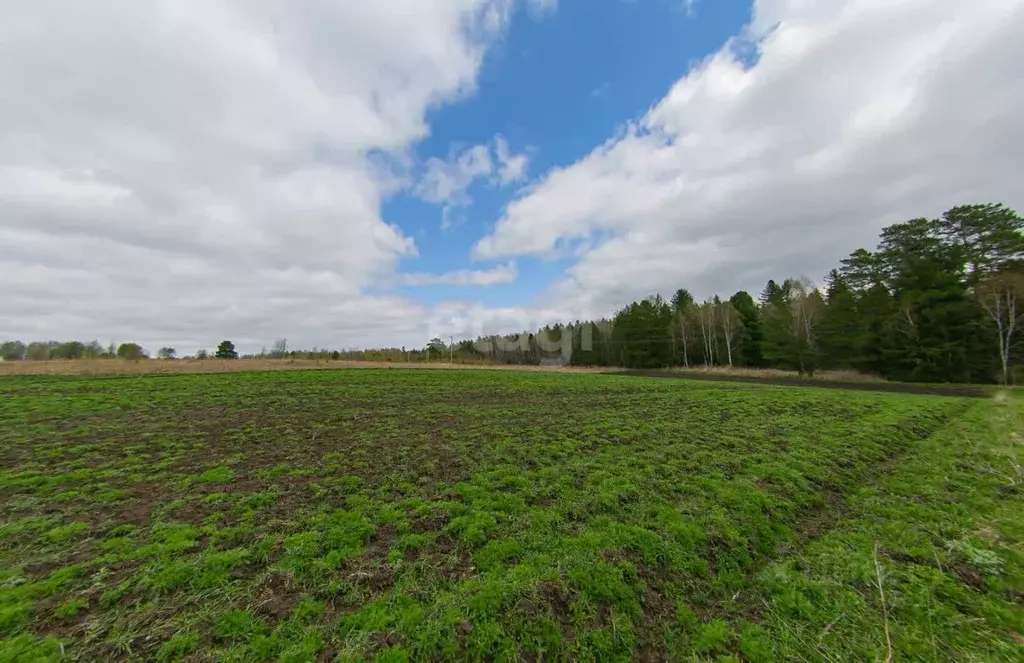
[{"x1": 1, "y1": 369, "x2": 1021, "y2": 661}]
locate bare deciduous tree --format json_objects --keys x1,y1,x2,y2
[
  {"x1": 790, "y1": 278, "x2": 826, "y2": 375},
  {"x1": 674, "y1": 310, "x2": 693, "y2": 367},
  {"x1": 717, "y1": 300, "x2": 741, "y2": 367},
  {"x1": 697, "y1": 300, "x2": 717, "y2": 366},
  {"x1": 976, "y1": 271, "x2": 1024, "y2": 385}
]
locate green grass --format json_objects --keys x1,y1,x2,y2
[{"x1": 0, "y1": 369, "x2": 1020, "y2": 660}]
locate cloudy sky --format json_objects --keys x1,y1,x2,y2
[{"x1": 2, "y1": 0, "x2": 1022, "y2": 354}]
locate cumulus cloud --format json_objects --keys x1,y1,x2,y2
[
  {"x1": 402, "y1": 262, "x2": 518, "y2": 287},
  {"x1": 475, "y1": 0, "x2": 1024, "y2": 317},
  {"x1": 414, "y1": 135, "x2": 529, "y2": 229},
  {"x1": 0, "y1": 0, "x2": 541, "y2": 352}
]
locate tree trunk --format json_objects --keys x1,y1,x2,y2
[
  {"x1": 679, "y1": 318, "x2": 689, "y2": 368},
  {"x1": 999, "y1": 329, "x2": 1009, "y2": 385},
  {"x1": 700, "y1": 311, "x2": 712, "y2": 366}
]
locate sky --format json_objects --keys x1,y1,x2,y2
[{"x1": 2, "y1": 0, "x2": 1023, "y2": 355}]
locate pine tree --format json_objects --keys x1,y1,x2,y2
[
  {"x1": 215, "y1": 340, "x2": 238, "y2": 360},
  {"x1": 878, "y1": 218, "x2": 980, "y2": 382},
  {"x1": 855, "y1": 282, "x2": 894, "y2": 376},
  {"x1": 761, "y1": 281, "x2": 794, "y2": 370},
  {"x1": 759, "y1": 279, "x2": 780, "y2": 305},
  {"x1": 820, "y1": 270, "x2": 862, "y2": 369},
  {"x1": 729, "y1": 290, "x2": 764, "y2": 367},
  {"x1": 938, "y1": 203, "x2": 1024, "y2": 282}
]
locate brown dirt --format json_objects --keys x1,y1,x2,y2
[
  {"x1": 410, "y1": 513, "x2": 450, "y2": 534},
  {"x1": 254, "y1": 570, "x2": 304, "y2": 621},
  {"x1": 344, "y1": 525, "x2": 399, "y2": 594}
]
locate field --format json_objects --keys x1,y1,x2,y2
[
  {"x1": 1, "y1": 369, "x2": 1021, "y2": 661},
  {"x1": 0, "y1": 359, "x2": 607, "y2": 377}
]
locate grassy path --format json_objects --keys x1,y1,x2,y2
[{"x1": 747, "y1": 394, "x2": 1023, "y2": 661}]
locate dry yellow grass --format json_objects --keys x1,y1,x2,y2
[{"x1": 0, "y1": 358, "x2": 612, "y2": 376}]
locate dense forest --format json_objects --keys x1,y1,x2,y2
[
  {"x1": 456, "y1": 202, "x2": 1024, "y2": 384},
  {"x1": 3, "y1": 203, "x2": 1021, "y2": 384}
]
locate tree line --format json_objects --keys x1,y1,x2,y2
[
  {"x1": 4, "y1": 203, "x2": 1020, "y2": 383},
  {"x1": 0, "y1": 340, "x2": 240, "y2": 362},
  {"x1": 456, "y1": 203, "x2": 1024, "y2": 384},
  {"x1": 0, "y1": 340, "x2": 148, "y2": 362}
]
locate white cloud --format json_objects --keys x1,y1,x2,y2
[
  {"x1": 527, "y1": 0, "x2": 559, "y2": 19},
  {"x1": 494, "y1": 136, "x2": 530, "y2": 185},
  {"x1": 424, "y1": 299, "x2": 570, "y2": 341},
  {"x1": 416, "y1": 144, "x2": 494, "y2": 208},
  {"x1": 0, "y1": 0, "x2": 549, "y2": 352},
  {"x1": 402, "y1": 261, "x2": 518, "y2": 287},
  {"x1": 414, "y1": 135, "x2": 529, "y2": 229},
  {"x1": 475, "y1": 0, "x2": 1024, "y2": 317}
]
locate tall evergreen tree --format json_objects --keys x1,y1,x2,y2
[
  {"x1": 856, "y1": 282, "x2": 895, "y2": 376},
  {"x1": 729, "y1": 290, "x2": 764, "y2": 367},
  {"x1": 670, "y1": 288, "x2": 695, "y2": 312},
  {"x1": 820, "y1": 270, "x2": 862, "y2": 369},
  {"x1": 839, "y1": 248, "x2": 883, "y2": 291},
  {"x1": 761, "y1": 280, "x2": 795, "y2": 370},
  {"x1": 938, "y1": 203, "x2": 1024, "y2": 282},
  {"x1": 878, "y1": 218, "x2": 981, "y2": 382},
  {"x1": 612, "y1": 296, "x2": 674, "y2": 368},
  {"x1": 759, "y1": 279, "x2": 780, "y2": 305}
]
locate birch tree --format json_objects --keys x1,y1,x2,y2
[
  {"x1": 790, "y1": 279, "x2": 826, "y2": 375},
  {"x1": 717, "y1": 300, "x2": 741, "y2": 367},
  {"x1": 976, "y1": 271, "x2": 1024, "y2": 384},
  {"x1": 674, "y1": 310, "x2": 694, "y2": 367},
  {"x1": 671, "y1": 289, "x2": 695, "y2": 368},
  {"x1": 698, "y1": 299, "x2": 717, "y2": 366}
]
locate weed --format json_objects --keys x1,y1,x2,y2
[
  {"x1": 145, "y1": 560, "x2": 198, "y2": 594},
  {"x1": 0, "y1": 603, "x2": 32, "y2": 633},
  {"x1": 156, "y1": 631, "x2": 199, "y2": 661},
  {"x1": 54, "y1": 598, "x2": 88, "y2": 619},
  {"x1": 0, "y1": 633, "x2": 63, "y2": 661},
  {"x1": 215, "y1": 609, "x2": 264, "y2": 640},
  {"x1": 197, "y1": 466, "x2": 236, "y2": 484},
  {"x1": 44, "y1": 522, "x2": 88, "y2": 544}
]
